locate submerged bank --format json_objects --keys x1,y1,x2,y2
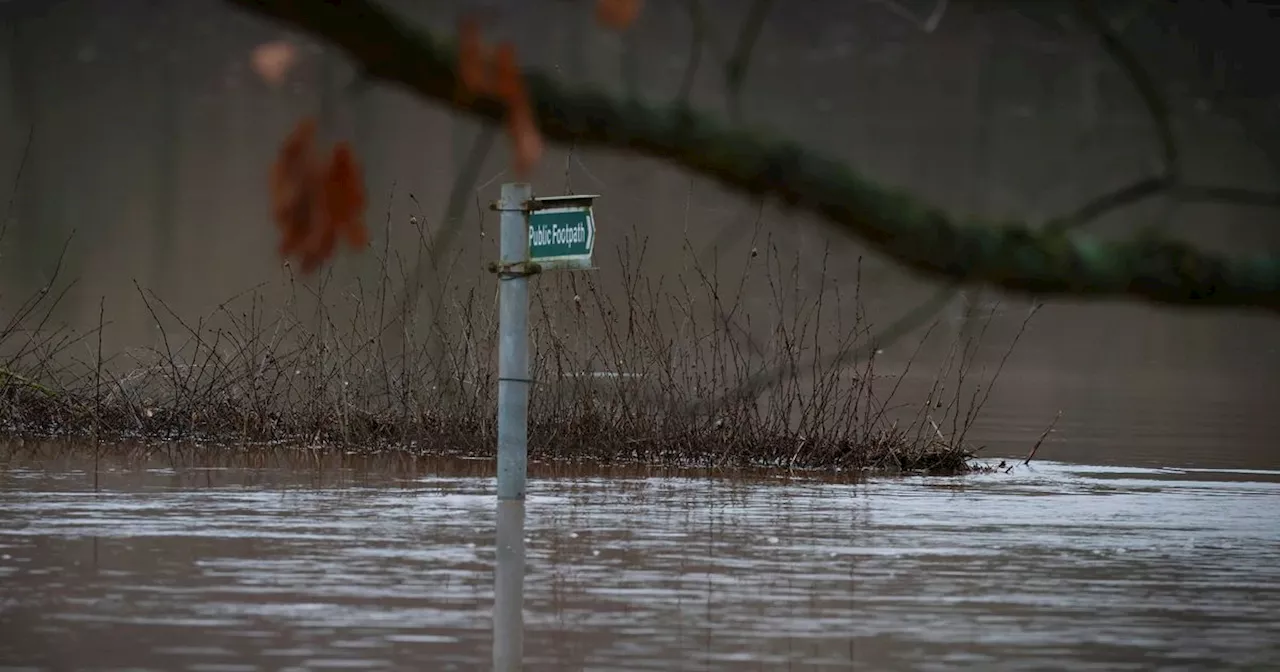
[{"x1": 0, "y1": 379, "x2": 980, "y2": 475}]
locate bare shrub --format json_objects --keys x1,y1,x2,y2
[{"x1": 0, "y1": 199, "x2": 1033, "y2": 476}]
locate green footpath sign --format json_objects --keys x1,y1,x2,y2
[{"x1": 527, "y1": 194, "x2": 597, "y2": 271}]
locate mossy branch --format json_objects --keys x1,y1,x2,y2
[
  {"x1": 225, "y1": 0, "x2": 1280, "y2": 314},
  {"x1": 1, "y1": 367, "x2": 58, "y2": 398}
]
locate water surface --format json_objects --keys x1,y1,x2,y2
[{"x1": 1, "y1": 447, "x2": 1279, "y2": 670}]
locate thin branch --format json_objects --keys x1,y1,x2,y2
[
  {"x1": 675, "y1": 0, "x2": 707, "y2": 105},
  {"x1": 923, "y1": 0, "x2": 949, "y2": 33},
  {"x1": 223, "y1": 0, "x2": 1280, "y2": 314},
  {"x1": 1047, "y1": 175, "x2": 1280, "y2": 234},
  {"x1": 1047, "y1": 176, "x2": 1167, "y2": 233},
  {"x1": 695, "y1": 283, "x2": 960, "y2": 415},
  {"x1": 392, "y1": 122, "x2": 498, "y2": 322},
  {"x1": 690, "y1": 199, "x2": 771, "y2": 362},
  {"x1": 620, "y1": 24, "x2": 641, "y2": 100},
  {"x1": 1076, "y1": 0, "x2": 1178, "y2": 180},
  {"x1": 1, "y1": 125, "x2": 34, "y2": 250},
  {"x1": 1023, "y1": 409, "x2": 1061, "y2": 466},
  {"x1": 868, "y1": 0, "x2": 949, "y2": 34},
  {"x1": 724, "y1": 0, "x2": 773, "y2": 121},
  {"x1": 1176, "y1": 184, "x2": 1280, "y2": 210}
]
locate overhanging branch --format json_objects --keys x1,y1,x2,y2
[{"x1": 224, "y1": 0, "x2": 1280, "y2": 314}]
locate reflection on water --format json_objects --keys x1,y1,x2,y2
[{"x1": 2, "y1": 448, "x2": 1279, "y2": 670}]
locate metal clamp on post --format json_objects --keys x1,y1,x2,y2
[
  {"x1": 489, "y1": 198, "x2": 533, "y2": 212},
  {"x1": 487, "y1": 260, "x2": 542, "y2": 278}
]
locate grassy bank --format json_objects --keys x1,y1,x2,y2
[{"x1": 0, "y1": 207, "x2": 1034, "y2": 476}]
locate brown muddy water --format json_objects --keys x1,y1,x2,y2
[{"x1": 1, "y1": 446, "x2": 1279, "y2": 671}]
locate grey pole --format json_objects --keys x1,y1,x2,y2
[
  {"x1": 492, "y1": 500, "x2": 526, "y2": 671},
  {"x1": 496, "y1": 182, "x2": 532, "y2": 501}
]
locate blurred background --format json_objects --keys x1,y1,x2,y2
[{"x1": 2, "y1": 0, "x2": 1278, "y2": 468}]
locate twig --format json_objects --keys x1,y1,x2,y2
[
  {"x1": 956, "y1": 301, "x2": 1043, "y2": 445},
  {"x1": 1046, "y1": 176, "x2": 1280, "y2": 234},
  {"x1": 922, "y1": 0, "x2": 949, "y2": 33},
  {"x1": 1, "y1": 125, "x2": 33, "y2": 249},
  {"x1": 868, "y1": 0, "x2": 949, "y2": 34},
  {"x1": 0, "y1": 367, "x2": 56, "y2": 397},
  {"x1": 693, "y1": 282, "x2": 959, "y2": 416},
  {"x1": 1024, "y1": 409, "x2": 1061, "y2": 466},
  {"x1": 1076, "y1": 0, "x2": 1177, "y2": 181},
  {"x1": 675, "y1": 0, "x2": 707, "y2": 105},
  {"x1": 95, "y1": 296, "x2": 104, "y2": 441},
  {"x1": 1175, "y1": 183, "x2": 1280, "y2": 209},
  {"x1": 724, "y1": 0, "x2": 773, "y2": 121},
  {"x1": 94, "y1": 297, "x2": 104, "y2": 491},
  {"x1": 620, "y1": 24, "x2": 641, "y2": 101},
  {"x1": 3, "y1": 232, "x2": 79, "y2": 367},
  {"x1": 391, "y1": 123, "x2": 498, "y2": 326}
]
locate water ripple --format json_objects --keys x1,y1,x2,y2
[{"x1": 1, "y1": 460, "x2": 1278, "y2": 669}]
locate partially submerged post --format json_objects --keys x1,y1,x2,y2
[
  {"x1": 491, "y1": 186, "x2": 598, "y2": 501},
  {"x1": 492, "y1": 500, "x2": 526, "y2": 670}
]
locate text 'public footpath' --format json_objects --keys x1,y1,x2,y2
[{"x1": 529, "y1": 221, "x2": 588, "y2": 248}]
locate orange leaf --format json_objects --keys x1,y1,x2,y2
[
  {"x1": 596, "y1": 0, "x2": 642, "y2": 31},
  {"x1": 457, "y1": 17, "x2": 492, "y2": 99},
  {"x1": 269, "y1": 118, "x2": 369, "y2": 274},
  {"x1": 251, "y1": 40, "x2": 298, "y2": 86},
  {"x1": 493, "y1": 43, "x2": 543, "y2": 178},
  {"x1": 507, "y1": 107, "x2": 544, "y2": 179},
  {"x1": 271, "y1": 117, "x2": 318, "y2": 256},
  {"x1": 455, "y1": 17, "x2": 545, "y2": 178},
  {"x1": 324, "y1": 143, "x2": 369, "y2": 249},
  {"x1": 493, "y1": 43, "x2": 525, "y2": 105}
]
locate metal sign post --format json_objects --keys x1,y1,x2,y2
[{"x1": 492, "y1": 186, "x2": 599, "y2": 502}]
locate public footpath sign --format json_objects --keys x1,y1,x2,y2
[{"x1": 526, "y1": 194, "x2": 598, "y2": 270}]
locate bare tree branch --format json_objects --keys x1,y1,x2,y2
[
  {"x1": 1047, "y1": 176, "x2": 1280, "y2": 234},
  {"x1": 1076, "y1": 0, "x2": 1178, "y2": 181},
  {"x1": 867, "y1": 0, "x2": 949, "y2": 34},
  {"x1": 1, "y1": 124, "x2": 34, "y2": 253},
  {"x1": 224, "y1": 0, "x2": 1280, "y2": 315},
  {"x1": 386, "y1": 122, "x2": 499, "y2": 358},
  {"x1": 694, "y1": 282, "x2": 961, "y2": 416},
  {"x1": 724, "y1": 0, "x2": 773, "y2": 121},
  {"x1": 922, "y1": 0, "x2": 949, "y2": 33},
  {"x1": 675, "y1": 0, "x2": 708, "y2": 105}
]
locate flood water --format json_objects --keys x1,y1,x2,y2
[{"x1": 2, "y1": 446, "x2": 1279, "y2": 670}]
